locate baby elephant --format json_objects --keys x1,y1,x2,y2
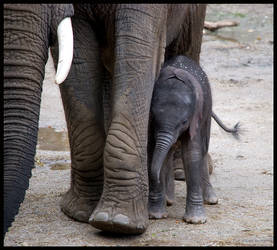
[{"x1": 148, "y1": 55, "x2": 239, "y2": 224}]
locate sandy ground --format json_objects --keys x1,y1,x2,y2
[{"x1": 4, "y1": 4, "x2": 273, "y2": 246}]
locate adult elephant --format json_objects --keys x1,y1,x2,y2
[
  {"x1": 50, "y1": 4, "x2": 207, "y2": 235},
  {"x1": 4, "y1": 4, "x2": 207, "y2": 236},
  {"x1": 3, "y1": 4, "x2": 74, "y2": 236}
]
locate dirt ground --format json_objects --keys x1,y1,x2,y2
[{"x1": 4, "y1": 4, "x2": 273, "y2": 246}]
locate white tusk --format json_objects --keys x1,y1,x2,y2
[{"x1": 55, "y1": 17, "x2": 73, "y2": 84}]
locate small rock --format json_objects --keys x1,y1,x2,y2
[
  {"x1": 261, "y1": 170, "x2": 273, "y2": 176},
  {"x1": 236, "y1": 155, "x2": 245, "y2": 159}
]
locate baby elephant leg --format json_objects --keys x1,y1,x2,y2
[
  {"x1": 173, "y1": 142, "x2": 186, "y2": 181},
  {"x1": 202, "y1": 153, "x2": 218, "y2": 205},
  {"x1": 181, "y1": 134, "x2": 207, "y2": 224},
  {"x1": 163, "y1": 149, "x2": 175, "y2": 206}
]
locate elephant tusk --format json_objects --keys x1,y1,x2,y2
[{"x1": 55, "y1": 17, "x2": 73, "y2": 85}]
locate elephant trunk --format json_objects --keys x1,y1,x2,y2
[
  {"x1": 3, "y1": 4, "x2": 73, "y2": 235},
  {"x1": 4, "y1": 54, "x2": 44, "y2": 234},
  {"x1": 151, "y1": 132, "x2": 175, "y2": 185},
  {"x1": 4, "y1": 8, "x2": 48, "y2": 235}
]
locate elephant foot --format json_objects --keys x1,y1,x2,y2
[
  {"x1": 88, "y1": 114, "x2": 149, "y2": 234},
  {"x1": 173, "y1": 142, "x2": 185, "y2": 181},
  {"x1": 174, "y1": 169, "x2": 185, "y2": 181},
  {"x1": 89, "y1": 194, "x2": 148, "y2": 235},
  {"x1": 149, "y1": 210, "x2": 168, "y2": 219},
  {"x1": 184, "y1": 203, "x2": 207, "y2": 224},
  {"x1": 148, "y1": 193, "x2": 168, "y2": 219},
  {"x1": 165, "y1": 167, "x2": 175, "y2": 206},
  {"x1": 203, "y1": 185, "x2": 218, "y2": 205},
  {"x1": 60, "y1": 188, "x2": 99, "y2": 223},
  {"x1": 166, "y1": 196, "x2": 174, "y2": 206}
]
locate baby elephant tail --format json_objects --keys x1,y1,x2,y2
[{"x1": 212, "y1": 111, "x2": 241, "y2": 140}]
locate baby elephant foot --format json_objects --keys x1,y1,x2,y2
[
  {"x1": 174, "y1": 169, "x2": 185, "y2": 181},
  {"x1": 166, "y1": 195, "x2": 174, "y2": 206},
  {"x1": 60, "y1": 188, "x2": 99, "y2": 222},
  {"x1": 89, "y1": 195, "x2": 149, "y2": 235},
  {"x1": 149, "y1": 210, "x2": 168, "y2": 219},
  {"x1": 183, "y1": 203, "x2": 207, "y2": 224},
  {"x1": 148, "y1": 197, "x2": 168, "y2": 219},
  {"x1": 165, "y1": 176, "x2": 175, "y2": 206},
  {"x1": 203, "y1": 185, "x2": 218, "y2": 205}
]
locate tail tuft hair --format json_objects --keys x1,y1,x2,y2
[{"x1": 231, "y1": 122, "x2": 241, "y2": 140}]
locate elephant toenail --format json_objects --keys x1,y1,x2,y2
[
  {"x1": 90, "y1": 212, "x2": 109, "y2": 222},
  {"x1": 112, "y1": 214, "x2": 129, "y2": 225},
  {"x1": 137, "y1": 223, "x2": 144, "y2": 230},
  {"x1": 210, "y1": 197, "x2": 218, "y2": 204}
]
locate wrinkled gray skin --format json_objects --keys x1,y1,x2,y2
[
  {"x1": 174, "y1": 145, "x2": 214, "y2": 181},
  {"x1": 4, "y1": 4, "x2": 207, "y2": 236},
  {"x1": 148, "y1": 55, "x2": 218, "y2": 223},
  {"x1": 51, "y1": 4, "x2": 208, "y2": 235},
  {"x1": 3, "y1": 4, "x2": 74, "y2": 237},
  {"x1": 173, "y1": 111, "x2": 240, "y2": 181}
]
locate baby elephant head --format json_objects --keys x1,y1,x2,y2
[{"x1": 150, "y1": 66, "x2": 203, "y2": 183}]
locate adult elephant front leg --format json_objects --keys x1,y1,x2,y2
[
  {"x1": 51, "y1": 16, "x2": 105, "y2": 223},
  {"x1": 89, "y1": 4, "x2": 167, "y2": 234}
]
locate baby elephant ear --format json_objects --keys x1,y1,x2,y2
[
  {"x1": 165, "y1": 66, "x2": 187, "y2": 83},
  {"x1": 175, "y1": 69, "x2": 204, "y2": 141},
  {"x1": 166, "y1": 66, "x2": 204, "y2": 140},
  {"x1": 159, "y1": 66, "x2": 177, "y2": 82}
]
